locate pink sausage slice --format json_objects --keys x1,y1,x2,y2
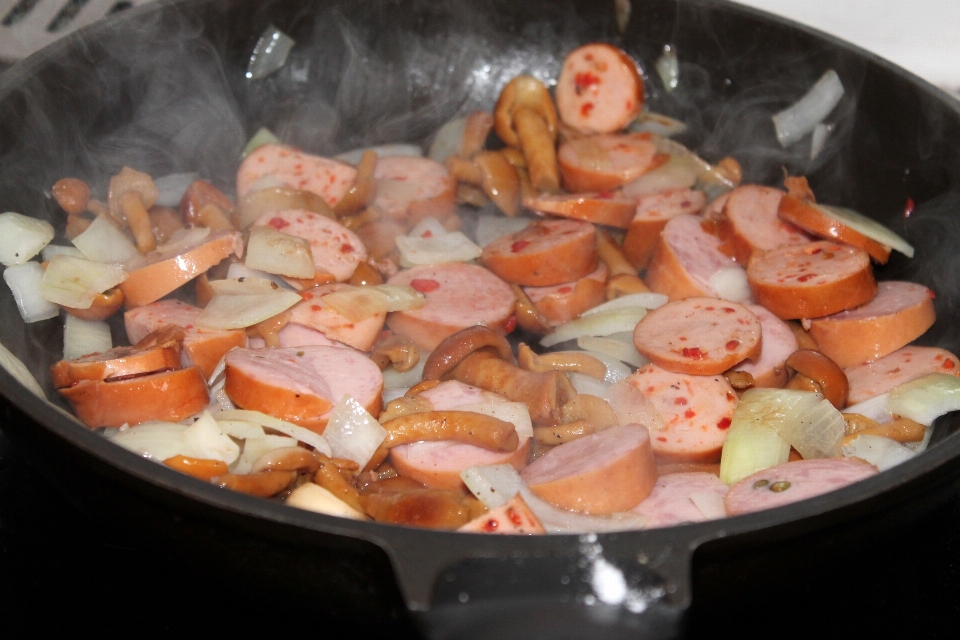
[
  {"x1": 622, "y1": 188, "x2": 707, "y2": 269},
  {"x1": 845, "y1": 346, "x2": 960, "y2": 404},
  {"x1": 718, "y1": 185, "x2": 810, "y2": 264},
  {"x1": 731, "y1": 304, "x2": 799, "y2": 388},
  {"x1": 558, "y1": 133, "x2": 660, "y2": 193},
  {"x1": 555, "y1": 43, "x2": 644, "y2": 135},
  {"x1": 373, "y1": 156, "x2": 457, "y2": 226},
  {"x1": 623, "y1": 364, "x2": 738, "y2": 462},
  {"x1": 524, "y1": 262, "x2": 608, "y2": 327},
  {"x1": 386, "y1": 263, "x2": 516, "y2": 351},
  {"x1": 633, "y1": 297, "x2": 762, "y2": 376},
  {"x1": 253, "y1": 209, "x2": 367, "y2": 284},
  {"x1": 520, "y1": 425, "x2": 658, "y2": 514},
  {"x1": 808, "y1": 281, "x2": 936, "y2": 369},
  {"x1": 725, "y1": 458, "x2": 878, "y2": 516},
  {"x1": 482, "y1": 218, "x2": 598, "y2": 287},
  {"x1": 458, "y1": 495, "x2": 545, "y2": 534},
  {"x1": 237, "y1": 143, "x2": 356, "y2": 206},
  {"x1": 645, "y1": 214, "x2": 742, "y2": 301},
  {"x1": 523, "y1": 191, "x2": 637, "y2": 229},
  {"x1": 288, "y1": 283, "x2": 386, "y2": 352},
  {"x1": 632, "y1": 472, "x2": 729, "y2": 528},
  {"x1": 247, "y1": 322, "x2": 344, "y2": 349}
]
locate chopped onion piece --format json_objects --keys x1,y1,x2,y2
[
  {"x1": 245, "y1": 225, "x2": 315, "y2": 278},
  {"x1": 184, "y1": 412, "x2": 240, "y2": 464},
  {"x1": 397, "y1": 231, "x2": 482, "y2": 267},
  {"x1": 41, "y1": 245, "x2": 83, "y2": 261},
  {"x1": 474, "y1": 212, "x2": 533, "y2": 248},
  {"x1": 321, "y1": 284, "x2": 425, "y2": 322},
  {"x1": 243, "y1": 127, "x2": 280, "y2": 157},
  {"x1": 622, "y1": 154, "x2": 700, "y2": 199},
  {"x1": 582, "y1": 293, "x2": 667, "y2": 316},
  {"x1": 215, "y1": 419, "x2": 266, "y2": 441},
  {"x1": 577, "y1": 337, "x2": 647, "y2": 370},
  {"x1": 71, "y1": 215, "x2": 140, "y2": 263},
  {"x1": 3, "y1": 262, "x2": 59, "y2": 323},
  {"x1": 461, "y1": 464, "x2": 523, "y2": 509},
  {"x1": 568, "y1": 372, "x2": 611, "y2": 397},
  {"x1": 335, "y1": 144, "x2": 422, "y2": 166},
  {"x1": 815, "y1": 204, "x2": 914, "y2": 258},
  {"x1": 708, "y1": 267, "x2": 751, "y2": 303},
  {"x1": 541, "y1": 308, "x2": 646, "y2": 348},
  {"x1": 211, "y1": 409, "x2": 332, "y2": 456},
  {"x1": 155, "y1": 227, "x2": 211, "y2": 255},
  {"x1": 0, "y1": 341, "x2": 46, "y2": 398},
  {"x1": 519, "y1": 486, "x2": 649, "y2": 533},
  {"x1": 459, "y1": 401, "x2": 532, "y2": 439},
  {"x1": 0, "y1": 212, "x2": 54, "y2": 266},
  {"x1": 719, "y1": 421, "x2": 791, "y2": 486},
  {"x1": 323, "y1": 395, "x2": 387, "y2": 468},
  {"x1": 630, "y1": 111, "x2": 689, "y2": 138},
  {"x1": 655, "y1": 44, "x2": 680, "y2": 92},
  {"x1": 226, "y1": 262, "x2": 293, "y2": 289},
  {"x1": 772, "y1": 69, "x2": 844, "y2": 148},
  {"x1": 153, "y1": 172, "x2": 200, "y2": 208},
  {"x1": 246, "y1": 25, "x2": 295, "y2": 80},
  {"x1": 408, "y1": 216, "x2": 448, "y2": 240},
  {"x1": 106, "y1": 422, "x2": 189, "y2": 461},
  {"x1": 198, "y1": 277, "x2": 302, "y2": 329},
  {"x1": 39, "y1": 255, "x2": 126, "y2": 309},
  {"x1": 286, "y1": 483, "x2": 368, "y2": 519},
  {"x1": 232, "y1": 434, "x2": 298, "y2": 474},
  {"x1": 603, "y1": 381, "x2": 665, "y2": 431},
  {"x1": 810, "y1": 123, "x2": 834, "y2": 160},
  {"x1": 689, "y1": 491, "x2": 727, "y2": 520},
  {"x1": 427, "y1": 116, "x2": 467, "y2": 165},
  {"x1": 735, "y1": 388, "x2": 846, "y2": 460},
  {"x1": 383, "y1": 351, "x2": 428, "y2": 389},
  {"x1": 842, "y1": 394, "x2": 893, "y2": 425},
  {"x1": 63, "y1": 316, "x2": 112, "y2": 360},
  {"x1": 888, "y1": 373, "x2": 960, "y2": 425},
  {"x1": 842, "y1": 434, "x2": 916, "y2": 471}
]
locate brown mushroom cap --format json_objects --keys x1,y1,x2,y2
[{"x1": 421, "y1": 325, "x2": 516, "y2": 380}]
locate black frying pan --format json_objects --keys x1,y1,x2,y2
[{"x1": 2, "y1": 0, "x2": 960, "y2": 637}]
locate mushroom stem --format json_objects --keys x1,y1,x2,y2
[
  {"x1": 120, "y1": 190, "x2": 157, "y2": 253},
  {"x1": 517, "y1": 343, "x2": 607, "y2": 380}
]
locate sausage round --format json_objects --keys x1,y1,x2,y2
[
  {"x1": 253, "y1": 209, "x2": 367, "y2": 283},
  {"x1": 622, "y1": 187, "x2": 707, "y2": 269},
  {"x1": 777, "y1": 194, "x2": 892, "y2": 264},
  {"x1": 51, "y1": 341, "x2": 181, "y2": 389},
  {"x1": 288, "y1": 283, "x2": 387, "y2": 352},
  {"x1": 645, "y1": 214, "x2": 741, "y2": 301},
  {"x1": 845, "y1": 346, "x2": 960, "y2": 404},
  {"x1": 717, "y1": 185, "x2": 810, "y2": 264},
  {"x1": 524, "y1": 262, "x2": 608, "y2": 327},
  {"x1": 482, "y1": 218, "x2": 598, "y2": 286},
  {"x1": 520, "y1": 425, "x2": 658, "y2": 514},
  {"x1": 523, "y1": 192, "x2": 637, "y2": 229},
  {"x1": 555, "y1": 43, "x2": 644, "y2": 135},
  {"x1": 558, "y1": 133, "x2": 660, "y2": 193},
  {"x1": 373, "y1": 155, "x2": 457, "y2": 226},
  {"x1": 730, "y1": 304, "x2": 799, "y2": 388},
  {"x1": 237, "y1": 143, "x2": 356, "y2": 207},
  {"x1": 632, "y1": 472, "x2": 729, "y2": 528}
]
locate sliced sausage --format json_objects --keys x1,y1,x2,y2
[
  {"x1": 124, "y1": 299, "x2": 247, "y2": 379},
  {"x1": 778, "y1": 194, "x2": 892, "y2": 263},
  {"x1": 50, "y1": 340, "x2": 181, "y2": 389},
  {"x1": 845, "y1": 346, "x2": 960, "y2": 404},
  {"x1": 246, "y1": 322, "x2": 344, "y2": 349},
  {"x1": 287, "y1": 283, "x2": 387, "y2": 352},
  {"x1": 523, "y1": 192, "x2": 637, "y2": 229},
  {"x1": 555, "y1": 43, "x2": 644, "y2": 135},
  {"x1": 557, "y1": 133, "x2": 661, "y2": 193},
  {"x1": 724, "y1": 458, "x2": 878, "y2": 516},
  {"x1": 386, "y1": 263, "x2": 516, "y2": 351},
  {"x1": 237, "y1": 143, "x2": 356, "y2": 207},
  {"x1": 520, "y1": 425, "x2": 657, "y2": 514},
  {"x1": 252, "y1": 209, "x2": 367, "y2": 284},
  {"x1": 746, "y1": 241, "x2": 877, "y2": 319},
  {"x1": 373, "y1": 156, "x2": 457, "y2": 226},
  {"x1": 807, "y1": 281, "x2": 936, "y2": 369},
  {"x1": 623, "y1": 364, "x2": 738, "y2": 462},
  {"x1": 481, "y1": 218, "x2": 598, "y2": 287},
  {"x1": 718, "y1": 185, "x2": 810, "y2": 264},
  {"x1": 524, "y1": 262, "x2": 608, "y2": 326},
  {"x1": 419, "y1": 380, "x2": 509, "y2": 409},
  {"x1": 645, "y1": 214, "x2": 742, "y2": 301},
  {"x1": 633, "y1": 298, "x2": 762, "y2": 376},
  {"x1": 730, "y1": 304, "x2": 799, "y2": 388},
  {"x1": 58, "y1": 367, "x2": 209, "y2": 429},
  {"x1": 622, "y1": 188, "x2": 707, "y2": 269},
  {"x1": 632, "y1": 472, "x2": 729, "y2": 528},
  {"x1": 458, "y1": 495, "x2": 545, "y2": 534},
  {"x1": 224, "y1": 345, "x2": 383, "y2": 433},
  {"x1": 119, "y1": 230, "x2": 244, "y2": 308}
]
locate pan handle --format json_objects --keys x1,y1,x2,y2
[{"x1": 386, "y1": 535, "x2": 694, "y2": 639}]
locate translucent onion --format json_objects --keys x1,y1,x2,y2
[
  {"x1": 630, "y1": 111, "x2": 689, "y2": 138},
  {"x1": 242, "y1": 127, "x2": 280, "y2": 157},
  {"x1": 577, "y1": 337, "x2": 647, "y2": 370},
  {"x1": 106, "y1": 422, "x2": 189, "y2": 461},
  {"x1": 41, "y1": 245, "x2": 83, "y2": 261},
  {"x1": 772, "y1": 69, "x2": 844, "y2": 148},
  {"x1": 0, "y1": 341, "x2": 46, "y2": 398},
  {"x1": 396, "y1": 231, "x2": 482, "y2": 267},
  {"x1": 286, "y1": 483, "x2": 368, "y2": 519},
  {"x1": 461, "y1": 464, "x2": 522, "y2": 509},
  {"x1": 153, "y1": 172, "x2": 200, "y2": 208},
  {"x1": 888, "y1": 373, "x2": 960, "y2": 425},
  {"x1": 458, "y1": 401, "x2": 533, "y2": 439},
  {"x1": 211, "y1": 409, "x2": 332, "y2": 456},
  {"x1": 581, "y1": 293, "x2": 667, "y2": 315},
  {"x1": 407, "y1": 216, "x2": 449, "y2": 240},
  {"x1": 225, "y1": 262, "x2": 292, "y2": 289},
  {"x1": 427, "y1": 116, "x2": 468, "y2": 165},
  {"x1": 842, "y1": 394, "x2": 893, "y2": 425},
  {"x1": 3, "y1": 262, "x2": 59, "y2": 323},
  {"x1": 541, "y1": 308, "x2": 647, "y2": 348},
  {"x1": 63, "y1": 315, "x2": 112, "y2": 360},
  {"x1": 842, "y1": 434, "x2": 916, "y2": 472},
  {"x1": 621, "y1": 155, "x2": 700, "y2": 199},
  {"x1": 335, "y1": 144, "x2": 422, "y2": 166},
  {"x1": 0, "y1": 212, "x2": 54, "y2": 266},
  {"x1": 155, "y1": 227, "x2": 210, "y2": 255},
  {"x1": 655, "y1": 44, "x2": 680, "y2": 93},
  {"x1": 735, "y1": 388, "x2": 846, "y2": 460},
  {"x1": 810, "y1": 123, "x2": 834, "y2": 160},
  {"x1": 232, "y1": 434, "x2": 299, "y2": 474},
  {"x1": 215, "y1": 419, "x2": 266, "y2": 441},
  {"x1": 474, "y1": 212, "x2": 534, "y2": 248},
  {"x1": 39, "y1": 255, "x2": 127, "y2": 309},
  {"x1": 568, "y1": 372, "x2": 612, "y2": 397},
  {"x1": 708, "y1": 267, "x2": 752, "y2": 303},
  {"x1": 321, "y1": 284, "x2": 425, "y2": 322},
  {"x1": 519, "y1": 486, "x2": 649, "y2": 533},
  {"x1": 198, "y1": 277, "x2": 302, "y2": 329},
  {"x1": 815, "y1": 204, "x2": 914, "y2": 258},
  {"x1": 183, "y1": 412, "x2": 241, "y2": 464},
  {"x1": 71, "y1": 215, "x2": 140, "y2": 263},
  {"x1": 245, "y1": 225, "x2": 315, "y2": 278},
  {"x1": 323, "y1": 395, "x2": 387, "y2": 468},
  {"x1": 719, "y1": 421, "x2": 791, "y2": 486},
  {"x1": 689, "y1": 491, "x2": 727, "y2": 520}
]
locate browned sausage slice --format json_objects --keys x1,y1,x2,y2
[
  {"x1": 632, "y1": 472, "x2": 729, "y2": 528},
  {"x1": 730, "y1": 304, "x2": 798, "y2": 388},
  {"x1": 718, "y1": 185, "x2": 810, "y2": 263},
  {"x1": 555, "y1": 43, "x2": 644, "y2": 135},
  {"x1": 481, "y1": 218, "x2": 598, "y2": 287},
  {"x1": 746, "y1": 241, "x2": 877, "y2": 319},
  {"x1": 523, "y1": 192, "x2": 637, "y2": 229},
  {"x1": 458, "y1": 495, "x2": 545, "y2": 534},
  {"x1": 373, "y1": 156, "x2": 457, "y2": 226},
  {"x1": 807, "y1": 281, "x2": 936, "y2": 369},
  {"x1": 520, "y1": 425, "x2": 657, "y2": 514},
  {"x1": 633, "y1": 297, "x2": 762, "y2": 375},
  {"x1": 845, "y1": 346, "x2": 960, "y2": 404},
  {"x1": 622, "y1": 188, "x2": 707, "y2": 269},
  {"x1": 778, "y1": 194, "x2": 892, "y2": 264},
  {"x1": 237, "y1": 143, "x2": 356, "y2": 207},
  {"x1": 524, "y1": 262, "x2": 608, "y2": 326},
  {"x1": 724, "y1": 458, "x2": 877, "y2": 516},
  {"x1": 558, "y1": 133, "x2": 661, "y2": 193},
  {"x1": 645, "y1": 214, "x2": 741, "y2": 301},
  {"x1": 51, "y1": 340, "x2": 181, "y2": 389}
]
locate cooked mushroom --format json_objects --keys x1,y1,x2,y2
[
  {"x1": 494, "y1": 75, "x2": 559, "y2": 192},
  {"x1": 108, "y1": 166, "x2": 159, "y2": 253},
  {"x1": 334, "y1": 150, "x2": 378, "y2": 217},
  {"x1": 516, "y1": 343, "x2": 607, "y2": 380},
  {"x1": 785, "y1": 349, "x2": 849, "y2": 410}
]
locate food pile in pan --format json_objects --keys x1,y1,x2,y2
[{"x1": 3, "y1": 42, "x2": 958, "y2": 534}]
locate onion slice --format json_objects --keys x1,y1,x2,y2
[
  {"x1": 197, "y1": 277, "x2": 302, "y2": 330},
  {"x1": 63, "y1": 316, "x2": 112, "y2": 360},
  {"x1": 888, "y1": 373, "x2": 960, "y2": 425},
  {"x1": 246, "y1": 25, "x2": 295, "y2": 81},
  {"x1": 323, "y1": 395, "x2": 387, "y2": 468},
  {"x1": 582, "y1": 292, "x2": 667, "y2": 316},
  {"x1": 719, "y1": 421, "x2": 791, "y2": 486},
  {"x1": 321, "y1": 284, "x2": 425, "y2": 322},
  {"x1": 427, "y1": 116, "x2": 467, "y2": 164},
  {"x1": 461, "y1": 464, "x2": 522, "y2": 509},
  {"x1": 630, "y1": 111, "x2": 689, "y2": 138},
  {"x1": 655, "y1": 44, "x2": 679, "y2": 93},
  {"x1": 396, "y1": 231, "x2": 482, "y2": 267},
  {"x1": 541, "y1": 308, "x2": 647, "y2": 348},
  {"x1": 0, "y1": 212, "x2": 54, "y2": 266},
  {"x1": 71, "y1": 215, "x2": 140, "y2": 263},
  {"x1": 245, "y1": 225, "x2": 315, "y2": 278},
  {"x1": 576, "y1": 337, "x2": 647, "y2": 370},
  {"x1": 772, "y1": 69, "x2": 844, "y2": 148},
  {"x1": 0, "y1": 341, "x2": 46, "y2": 398},
  {"x1": 231, "y1": 435, "x2": 299, "y2": 474},
  {"x1": 734, "y1": 388, "x2": 846, "y2": 460},
  {"x1": 155, "y1": 227, "x2": 211, "y2": 255},
  {"x1": 211, "y1": 409, "x2": 332, "y2": 456},
  {"x1": 39, "y1": 255, "x2": 126, "y2": 309},
  {"x1": 243, "y1": 127, "x2": 280, "y2": 158},
  {"x1": 708, "y1": 267, "x2": 751, "y2": 303},
  {"x1": 842, "y1": 434, "x2": 916, "y2": 472},
  {"x1": 3, "y1": 262, "x2": 59, "y2": 323},
  {"x1": 815, "y1": 203, "x2": 914, "y2": 258}
]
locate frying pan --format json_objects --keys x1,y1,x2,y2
[{"x1": 2, "y1": 0, "x2": 960, "y2": 637}]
